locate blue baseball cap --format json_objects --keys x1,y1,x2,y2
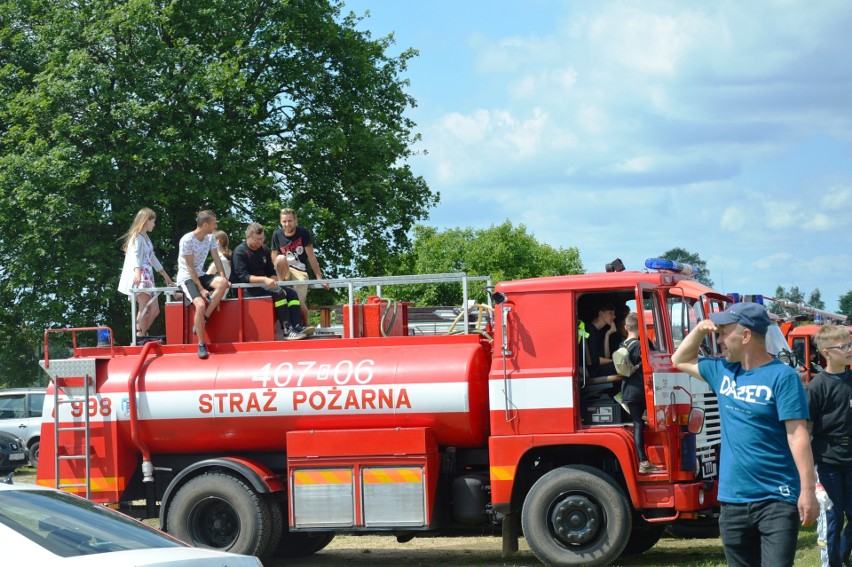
[{"x1": 709, "y1": 302, "x2": 770, "y2": 335}]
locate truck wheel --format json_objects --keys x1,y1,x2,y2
[
  {"x1": 621, "y1": 521, "x2": 665, "y2": 555},
  {"x1": 29, "y1": 440, "x2": 39, "y2": 468},
  {"x1": 521, "y1": 465, "x2": 630, "y2": 567},
  {"x1": 269, "y1": 499, "x2": 335, "y2": 558},
  {"x1": 274, "y1": 531, "x2": 335, "y2": 558},
  {"x1": 260, "y1": 494, "x2": 284, "y2": 559},
  {"x1": 167, "y1": 472, "x2": 274, "y2": 557}
]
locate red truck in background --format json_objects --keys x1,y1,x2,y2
[
  {"x1": 727, "y1": 294, "x2": 849, "y2": 383},
  {"x1": 37, "y1": 261, "x2": 726, "y2": 567}
]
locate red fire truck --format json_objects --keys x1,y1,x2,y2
[{"x1": 37, "y1": 261, "x2": 725, "y2": 566}]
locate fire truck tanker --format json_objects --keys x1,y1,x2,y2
[{"x1": 38, "y1": 264, "x2": 724, "y2": 567}]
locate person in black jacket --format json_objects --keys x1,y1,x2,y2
[
  {"x1": 231, "y1": 222, "x2": 309, "y2": 341},
  {"x1": 808, "y1": 324, "x2": 852, "y2": 567},
  {"x1": 621, "y1": 312, "x2": 661, "y2": 474}
]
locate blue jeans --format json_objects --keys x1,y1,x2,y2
[
  {"x1": 817, "y1": 462, "x2": 852, "y2": 567},
  {"x1": 719, "y1": 499, "x2": 800, "y2": 567}
]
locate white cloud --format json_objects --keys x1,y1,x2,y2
[
  {"x1": 820, "y1": 185, "x2": 852, "y2": 209},
  {"x1": 438, "y1": 111, "x2": 490, "y2": 145},
  {"x1": 756, "y1": 252, "x2": 793, "y2": 270},
  {"x1": 720, "y1": 206, "x2": 745, "y2": 231}
]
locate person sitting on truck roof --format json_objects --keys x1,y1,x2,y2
[
  {"x1": 231, "y1": 222, "x2": 311, "y2": 341},
  {"x1": 206, "y1": 230, "x2": 232, "y2": 280},
  {"x1": 270, "y1": 207, "x2": 328, "y2": 325},
  {"x1": 176, "y1": 210, "x2": 231, "y2": 359}
]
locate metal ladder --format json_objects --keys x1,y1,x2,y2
[{"x1": 39, "y1": 358, "x2": 96, "y2": 499}]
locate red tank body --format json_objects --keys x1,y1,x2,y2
[{"x1": 43, "y1": 334, "x2": 492, "y2": 454}]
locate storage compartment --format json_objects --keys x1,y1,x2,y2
[
  {"x1": 581, "y1": 398, "x2": 624, "y2": 425},
  {"x1": 287, "y1": 428, "x2": 437, "y2": 530},
  {"x1": 342, "y1": 296, "x2": 409, "y2": 338}
]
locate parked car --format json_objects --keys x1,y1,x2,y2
[
  {"x1": 0, "y1": 388, "x2": 45, "y2": 467},
  {"x1": 0, "y1": 431, "x2": 28, "y2": 473},
  {"x1": 0, "y1": 478, "x2": 262, "y2": 565}
]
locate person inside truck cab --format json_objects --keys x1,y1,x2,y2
[
  {"x1": 587, "y1": 303, "x2": 617, "y2": 377},
  {"x1": 609, "y1": 303, "x2": 630, "y2": 356}
]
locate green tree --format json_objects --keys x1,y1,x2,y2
[
  {"x1": 660, "y1": 247, "x2": 713, "y2": 287},
  {"x1": 0, "y1": 0, "x2": 435, "y2": 385},
  {"x1": 807, "y1": 289, "x2": 824, "y2": 310},
  {"x1": 385, "y1": 222, "x2": 584, "y2": 305},
  {"x1": 769, "y1": 286, "x2": 835, "y2": 319},
  {"x1": 839, "y1": 290, "x2": 852, "y2": 320}
]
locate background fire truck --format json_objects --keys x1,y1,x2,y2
[
  {"x1": 728, "y1": 294, "x2": 850, "y2": 383},
  {"x1": 38, "y1": 260, "x2": 724, "y2": 567}
]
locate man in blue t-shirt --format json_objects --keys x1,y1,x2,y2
[{"x1": 672, "y1": 301, "x2": 818, "y2": 567}]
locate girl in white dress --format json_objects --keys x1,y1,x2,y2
[{"x1": 118, "y1": 208, "x2": 175, "y2": 336}]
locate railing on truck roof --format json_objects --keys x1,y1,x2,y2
[{"x1": 127, "y1": 272, "x2": 493, "y2": 346}]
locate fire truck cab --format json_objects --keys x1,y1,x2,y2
[{"x1": 37, "y1": 263, "x2": 725, "y2": 567}]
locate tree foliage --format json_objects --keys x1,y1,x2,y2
[
  {"x1": 839, "y1": 290, "x2": 852, "y2": 320},
  {"x1": 383, "y1": 222, "x2": 584, "y2": 305},
  {"x1": 660, "y1": 247, "x2": 713, "y2": 287},
  {"x1": 0, "y1": 0, "x2": 436, "y2": 385},
  {"x1": 807, "y1": 288, "x2": 824, "y2": 310},
  {"x1": 769, "y1": 285, "x2": 830, "y2": 318}
]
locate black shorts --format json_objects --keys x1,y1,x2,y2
[{"x1": 180, "y1": 274, "x2": 217, "y2": 303}]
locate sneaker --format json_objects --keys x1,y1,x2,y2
[
  {"x1": 639, "y1": 461, "x2": 662, "y2": 474},
  {"x1": 198, "y1": 343, "x2": 209, "y2": 359},
  {"x1": 285, "y1": 329, "x2": 307, "y2": 341},
  {"x1": 294, "y1": 324, "x2": 315, "y2": 336}
]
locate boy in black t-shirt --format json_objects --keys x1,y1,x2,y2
[
  {"x1": 808, "y1": 324, "x2": 852, "y2": 567},
  {"x1": 270, "y1": 208, "x2": 328, "y2": 325}
]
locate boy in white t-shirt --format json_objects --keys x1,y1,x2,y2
[{"x1": 175, "y1": 210, "x2": 230, "y2": 359}]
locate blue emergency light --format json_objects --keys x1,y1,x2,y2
[{"x1": 645, "y1": 258, "x2": 698, "y2": 277}]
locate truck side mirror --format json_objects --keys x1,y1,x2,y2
[{"x1": 687, "y1": 407, "x2": 705, "y2": 434}]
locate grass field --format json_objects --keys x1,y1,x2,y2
[{"x1": 11, "y1": 466, "x2": 823, "y2": 566}]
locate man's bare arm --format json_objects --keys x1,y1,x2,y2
[
  {"x1": 671, "y1": 319, "x2": 716, "y2": 380},
  {"x1": 786, "y1": 419, "x2": 818, "y2": 526}
]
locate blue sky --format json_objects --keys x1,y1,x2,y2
[{"x1": 343, "y1": 0, "x2": 852, "y2": 312}]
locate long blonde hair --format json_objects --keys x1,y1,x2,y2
[
  {"x1": 121, "y1": 208, "x2": 156, "y2": 252},
  {"x1": 213, "y1": 230, "x2": 232, "y2": 261}
]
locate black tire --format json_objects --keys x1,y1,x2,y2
[
  {"x1": 166, "y1": 472, "x2": 274, "y2": 557},
  {"x1": 621, "y1": 521, "x2": 665, "y2": 555},
  {"x1": 260, "y1": 494, "x2": 284, "y2": 559},
  {"x1": 521, "y1": 465, "x2": 631, "y2": 567},
  {"x1": 28, "y1": 440, "x2": 39, "y2": 468},
  {"x1": 269, "y1": 499, "x2": 335, "y2": 558},
  {"x1": 274, "y1": 531, "x2": 335, "y2": 558}
]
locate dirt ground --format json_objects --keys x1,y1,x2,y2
[
  {"x1": 269, "y1": 535, "x2": 542, "y2": 567},
  {"x1": 265, "y1": 532, "x2": 740, "y2": 567}
]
